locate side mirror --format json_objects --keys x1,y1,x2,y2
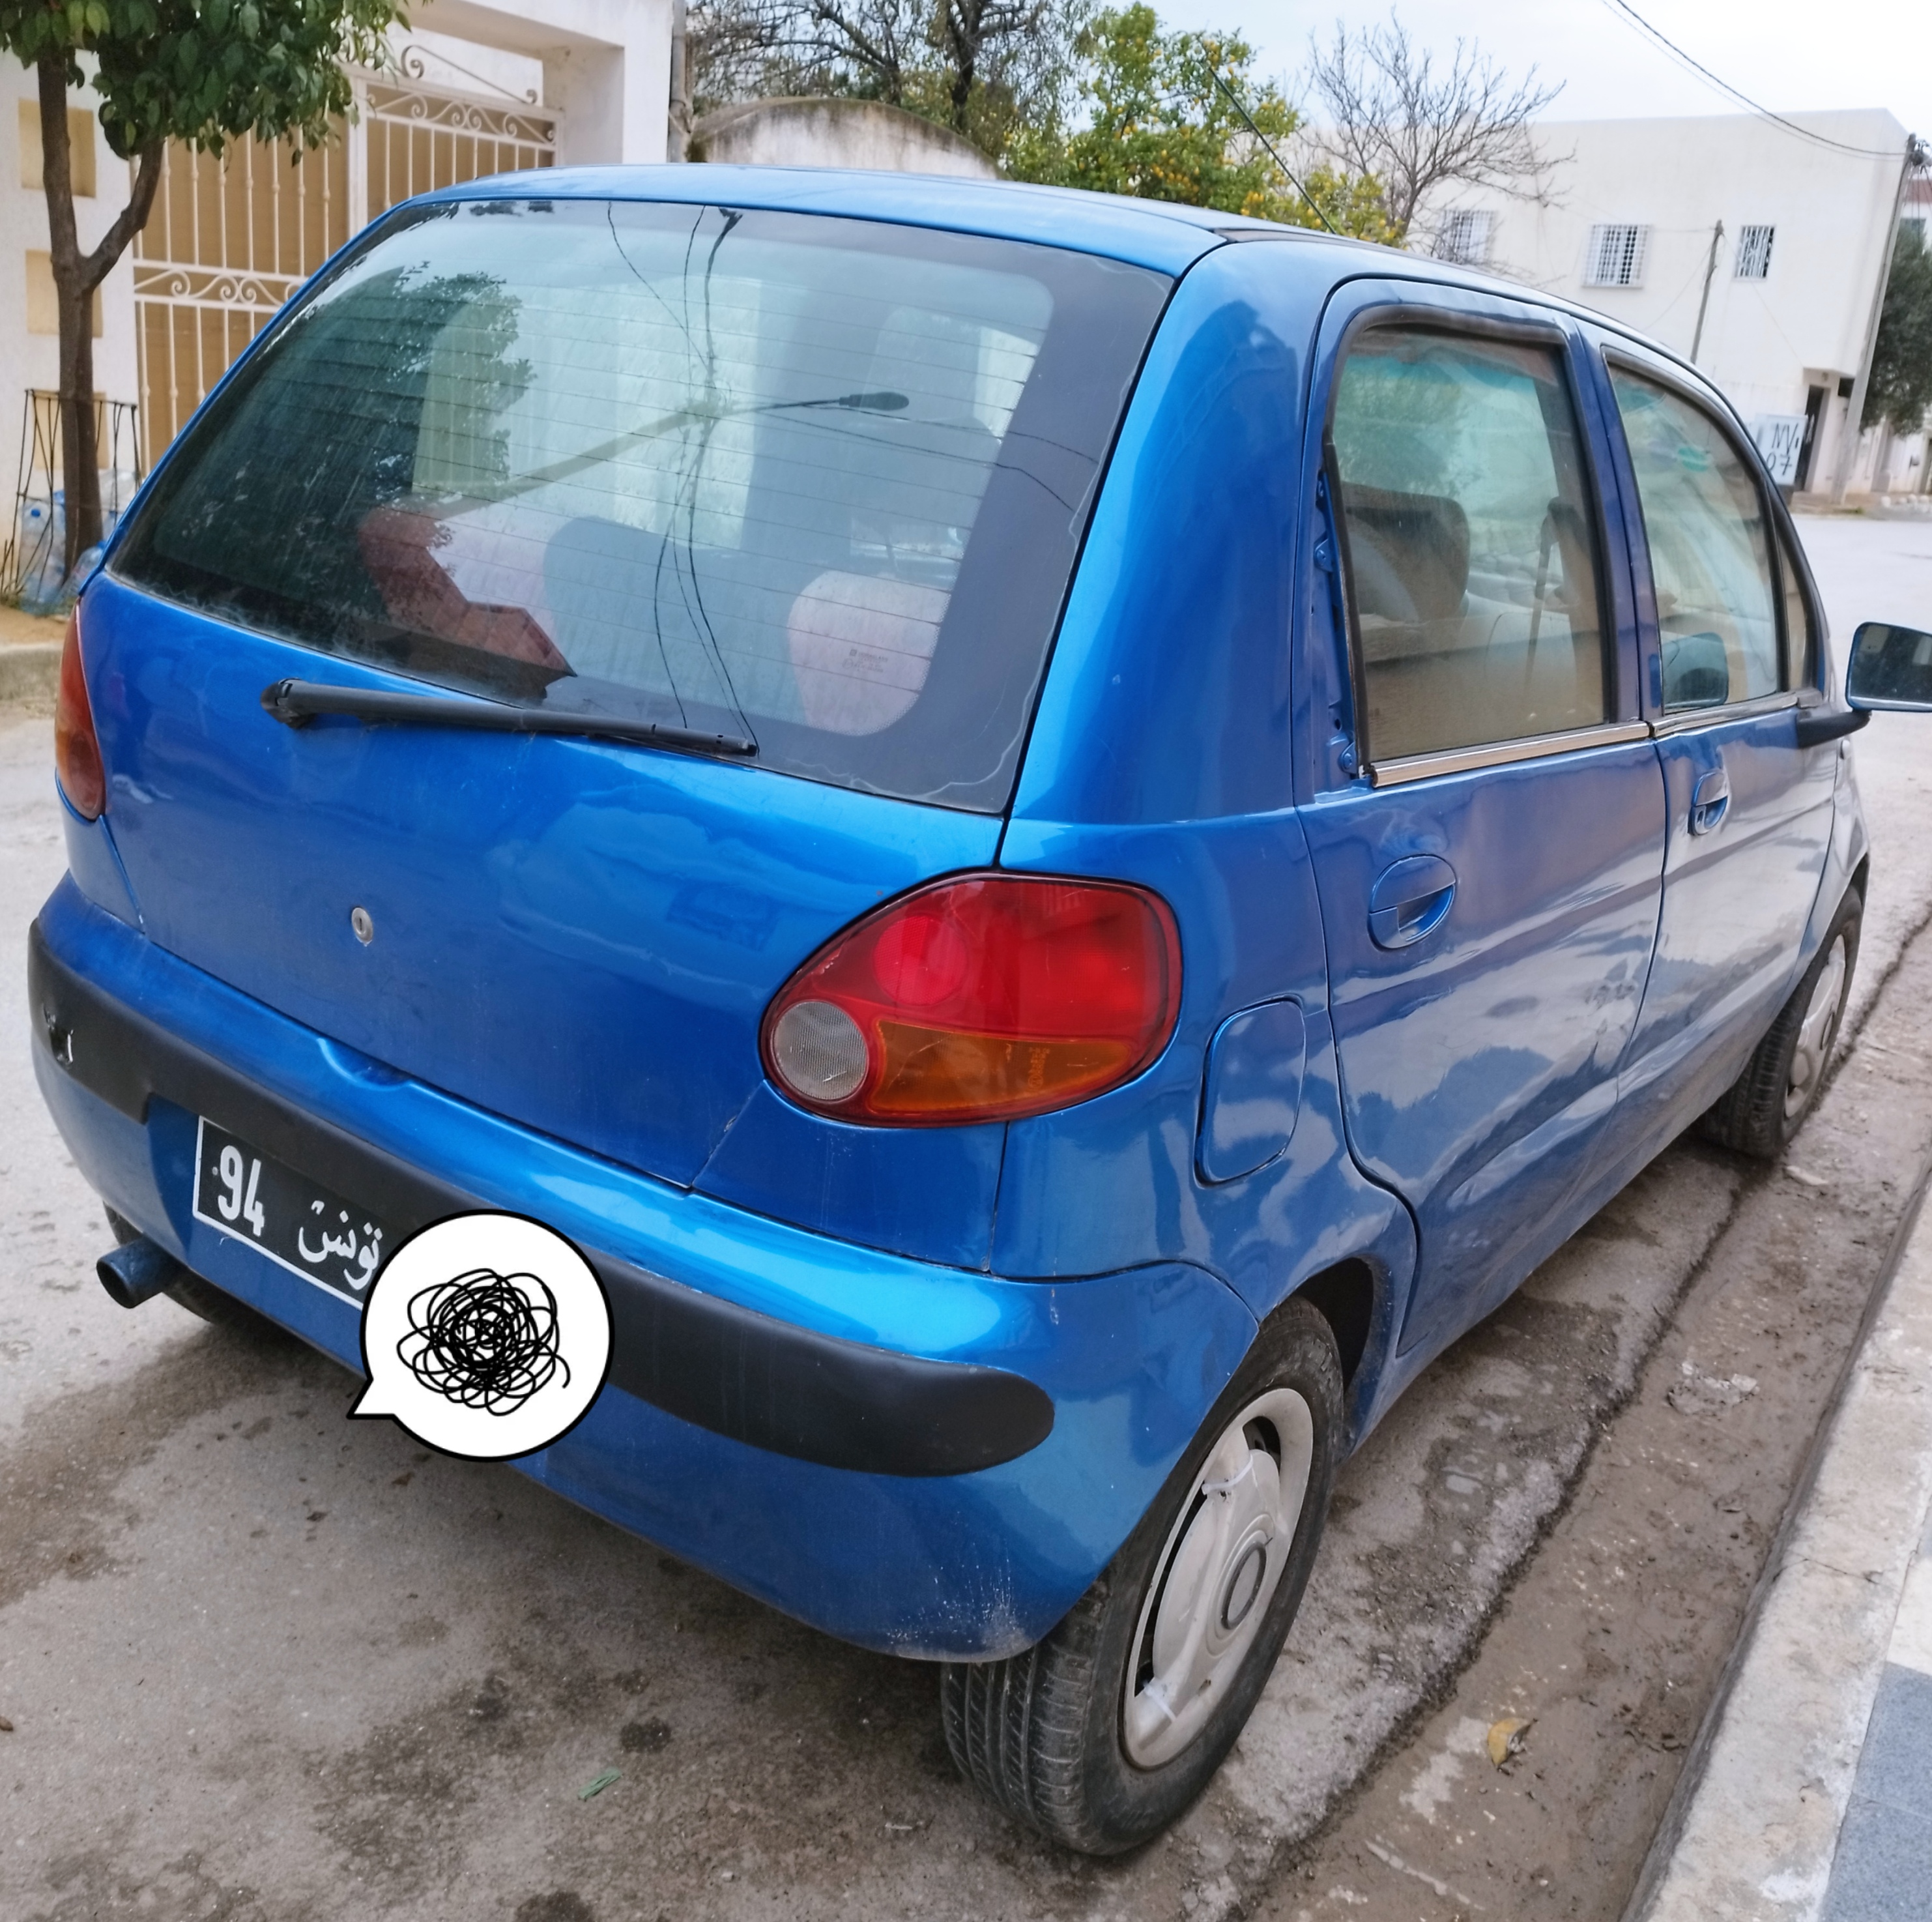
[{"x1": 1847, "y1": 622, "x2": 1932, "y2": 710}]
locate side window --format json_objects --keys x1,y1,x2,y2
[
  {"x1": 1331, "y1": 328, "x2": 1608, "y2": 763},
  {"x1": 1776, "y1": 523, "x2": 1817, "y2": 688},
  {"x1": 1610, "y1": 370, "x2": 1781, "y2": 709}
]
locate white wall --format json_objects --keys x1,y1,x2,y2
[
  {"x1": 1420, "y1": 110, "x2": 1916, "y2": 492},
  {"x1": 0, "y1": 57, "x2": 141, "y2": 476},
  {"x1": 412, "y1": 0, "x2": 674, "y2": 166},
  {"x1": 691, "y1": 98, "x2": 997, "y2": 178}
]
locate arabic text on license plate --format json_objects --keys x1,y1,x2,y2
[{"x1": 190, "y1": 1117, "x2": 390, "y2": 1305}]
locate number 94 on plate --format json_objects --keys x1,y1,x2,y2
[{"x1": 190, "y1": 1116, "x2": 392, "y2": 1306}]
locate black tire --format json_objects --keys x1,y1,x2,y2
[
  {"x1": 104, "y1": 1206, "x2": 276, "y2": 1333},
  {"x1": 940, "y1": 1296, "x2": 1344, "y2": 1855},
  {"x1": 1701, "y1": 886, "x2": 1860, "y2": 1160}
]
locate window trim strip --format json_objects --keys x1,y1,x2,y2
[
  {"x1": 1368, "y1": 719, "x2": 1652, "y2": 787},
  {"x1": 1649, "y1": 689, "x2": 1808, "y2": 737}
]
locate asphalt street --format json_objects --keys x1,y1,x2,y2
[{"x1": 3, "y1": 514, "x2": 1930, "y2": 1922}]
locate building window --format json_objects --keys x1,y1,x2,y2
[
  {"x1": 1434, "y1": 209, "x2": 1493, "y2": 267},
  {"x1": 18, "y1": 102, "x2": 96, "y2": 197},
  {"x1": 25, "y1": 252, "x2": 102, "y2": 337},
  {"x1": 1735, "y1": 224, "x2": 1775, "y2": 280},
  {"x1": 1584, "y1": 223, "x2": 1649, "y2": 287}
]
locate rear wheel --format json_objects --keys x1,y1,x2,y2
[
  {"x1": 940, "y1": 1296, "x2": 1343, "y2": 1854},
  {"x1": 104, "y1": 1207, "x2": 274, "y2": 1333},
  {"x1": 1702, "y1": 887, "x2": 1860, "y2": 1159}
]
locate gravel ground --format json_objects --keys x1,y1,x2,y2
[{"x1": 3, "y1": 516, "x2": 1929, "y2": 1922}]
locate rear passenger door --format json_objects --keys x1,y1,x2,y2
[
  {"x1": 1298, "y1": 287, "x2": 1667, "y2": 1363},
  {"x1": 1597, "y1": 347, "x2": 1838, "y2": 1146}
]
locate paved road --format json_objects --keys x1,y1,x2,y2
[{"x1": 3, "y1": 516, "x2": 1930, "y2": 1922}]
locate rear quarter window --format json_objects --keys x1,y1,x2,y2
[{"x1": 113, "y1": 198, "x2": 1172, "y2": 811}]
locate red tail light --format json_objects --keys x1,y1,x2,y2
[
  {"x1": 54, "y1": 607, "x2": 105, "y2": 821},
  {"x1": 762, "y1": 874, "x2": 1181, "y2": 1126}
]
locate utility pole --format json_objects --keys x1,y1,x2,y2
[
  {"x1": 667, "y1": 0, "x2": 692, "y2": 162},
  {"x1": 1690, "y1": 219, "x2": 1725, "y2": 363},
  {"x1": 1833, "y1": 134, "x2": 1928, "y2": 505}
]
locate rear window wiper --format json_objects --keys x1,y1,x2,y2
[{"x1": 261, "y1": 678, "x2": 757, "y2": 759}]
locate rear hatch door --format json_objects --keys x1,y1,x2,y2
[{"x1": 87, "y1": 193, "x2": 1171, "y2": 1186}]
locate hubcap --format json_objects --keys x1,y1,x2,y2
[
  {"x1": 1785, "y1": 934, "x2": 1848, "y2": 1120},
  {"x1": 1121, "y1": 1388, "x2": 1315, "y2": 1769}
]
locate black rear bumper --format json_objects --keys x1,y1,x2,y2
[{"x1": 30, "y1": 919, "x2": 1053, "y2": 1477}]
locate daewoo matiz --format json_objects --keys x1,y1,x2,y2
[{"x1": 33, "y1": 167, "x2": 1922, "y2": 1852}]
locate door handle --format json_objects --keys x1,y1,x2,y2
[
  {"x1": 1369, "y1": 854, "x2": 1458, "y2": 950},
  {"x1": 1690, "y1": 767, "x2": 1731, "y2": 836}
]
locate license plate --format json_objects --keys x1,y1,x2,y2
[{"x1": 191, "y1": 1117, "x2": 392, "y2": 1305}]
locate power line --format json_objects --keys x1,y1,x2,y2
[
  {"x1": 1595, "y1": 0, "x2": 1909, "y2": 160},
  {"x1": 1194, "y1": 38, "x2": 1340, "y2": 235}
]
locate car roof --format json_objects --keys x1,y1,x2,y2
[{"x1": 415, "y1": 163, "x2": 1353, "y2": 276}]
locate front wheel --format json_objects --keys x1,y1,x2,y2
[
  {"x1": 1701, "y1": 886, "x2": 1860, "y2": 1159},
  {"x1": 940, "y1": 1296, "x2": 1344, "y2": 1854}
]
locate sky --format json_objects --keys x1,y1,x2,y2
[{"x1": 1151, "y1": 0, "x2": 1932, "y2": 140}]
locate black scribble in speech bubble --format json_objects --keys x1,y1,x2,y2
[{"x1": 397, "y1": 1269, "x2": 570, "y2": 1416}]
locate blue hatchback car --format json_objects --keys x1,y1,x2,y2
[{"x1": 32, "y1": 167, "x2": 1903, "y2": 1852}]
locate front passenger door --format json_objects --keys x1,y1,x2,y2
[{"x1": 1603, "y1": 357, "x2": 1838, "y2": 1146}]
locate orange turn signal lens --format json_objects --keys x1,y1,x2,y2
[{"x1": 54, "y1": 607, "x2": 105, "y2": 821}]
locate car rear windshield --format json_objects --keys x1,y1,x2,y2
[{"x1": 113, "y1": 197, "x2": 1172, "y2": 811}]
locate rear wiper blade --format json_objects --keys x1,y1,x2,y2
[{"x1": 261, "y1": 678, "x2": 757, "y2": 759}]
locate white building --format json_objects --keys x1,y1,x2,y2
[
  {"x1": 1, "y1": 0, "x2": 671, "y2": 588},
  {"x1": 1421, "y1": 110, "x2": 1925, "y2": 501}
]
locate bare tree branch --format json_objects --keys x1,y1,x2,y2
[
  {"x1": 1303, "y1": 9, "x2": 1563, "y2": 244},
  {"x1": 687, "y1": 0, "x2": 1080, "y2": 154},
  {"x1": 933, "y1": 0, "x2": 1056, "y2": 127},
  {"x1": 689, "y1": 0, "x2": 928, "y2": 110}
]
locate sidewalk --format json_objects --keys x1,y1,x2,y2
[
  {"x1": 0, "y1": 604, "x2": 62, "y2": 705},
  {"x1": 1630, "y1": 1158, "x2": 1932, "y2": 1921},
  {"x1": 0, "y1": 604, "x2": 63, "y2": 647},
  {"x1": 1823, "y1": 1515, "x2": 1932, "y2": 1917}
]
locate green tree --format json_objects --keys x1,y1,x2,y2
[
  {"x1": 1866, "y1": 222, "x2": 1932, "y2": 439},
  {"x1": 1006, "y1": 7, "x2": 1390, "y2": 237},
  {"x1": 0, "y1": 0, "x2": 400, "y2": 576}
]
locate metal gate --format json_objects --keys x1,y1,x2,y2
[
  {"x1": 133, "y1": 72, "x2": 556, "y2": 467},
  {"x1": 364, "y1": 73, "x2": 556, "y2": 214}
]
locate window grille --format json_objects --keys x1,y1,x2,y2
[
  {"x1": 1735, "y1": 224, "x2": 1775, "y2": 280},
  {"x1": 1584, "y1": 224, "x2": 1649, "y2": 287},
  {"x1": 1434, "y1": 209, "x2": 1494, "y2": 267}
]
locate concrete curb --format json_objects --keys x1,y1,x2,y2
[
  {"x1": 1624, "y1": 1146, "x2": 1932, "y2": 1921},
  {"x1": 0, "y1": 641, "x2": 60, "y2": 707}
]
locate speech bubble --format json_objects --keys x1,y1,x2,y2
[{"x1": 351, "y1": 1213, "x2": 612, "y2": 1461}]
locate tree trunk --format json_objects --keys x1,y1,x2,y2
[
  {"x1": 35, "y1": 55, "x2": 166, "y2": 583},
  {"x1": 945, "y1": 0, "x2": 983, "y2": 130},
  {"x1": 36, "y1": 54, "x2": 100, "y2": 576}
]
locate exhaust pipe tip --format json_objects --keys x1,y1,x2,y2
[{"x1": 97, "y1": 1234, "x2": 188, "y2": 1310}]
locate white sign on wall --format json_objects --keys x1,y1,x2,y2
[{"x1": 1752, "y1": 414, "x2": 1808, "y2": 487}]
